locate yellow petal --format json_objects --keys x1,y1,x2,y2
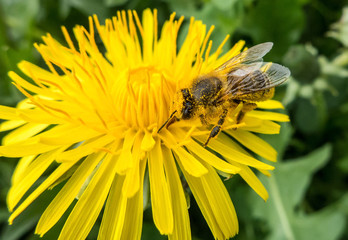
[
  {"x1": 18, "y1": 61, "x2": 54, "y2": 79},
  {"x1": 58, "y1": 153, "x2": 118, "y2": 240},
  {"x1": 16, "y1": 98, "x2": 34, "y2": 109},
  {"x1": 36, "y1": 152, "x2": 106, "y2": 236},
  {"x1": 18, "y1": 108, "x2": 66, "y2": 124},
  {"x1": 9, "y1": 71, "x2": 61, "y2": 98},
  {"x1": 39, "y1": 124, "x2": 102, "y2": 145},
  {"x1": 228, "y1": 130, "x2": 277, "y2": 162},
  {"x1": 122, "y1": 131, "x2": 144, "y2": 197},
  {"x1": 0, "y1": 105, "x2": 21, "y2": 120},
  {"x1": 18, "y1": 61, "x2": 75, "y2": 93},
  {"x1": 11, "y1": 155, "x2": 36, "y2": 185},
  {"x1": 186, "y1": 140, "x2": 240, "y2": 174},
  {"x1": 0, "y1": 139, "x2": 59, "y2": 158},
  {"x1": 180, "y1": 160, "x2": 238, "y2": 239},
  {"x1": 259, "y1": 169, "x2": 271, "y2": 177},
  {"x1": 56, "y1": 134, "x2": 115, "y2": 162},
  {"x1": 9, "y1": 161, "x2": 76, "y2": 224},
  {"x1": 257, "y1": 100, "x2": 284, "y2": 109},
  {"x1": 142, "y1": 9, "x2": 154, "y2": 63},
  {"x1": 158, "y1": 129, "x2": 179, "y2": 147},
  {"x1": 2, "y1": 123, "x2": 49, "y2": 146},
  {"x1": 241, "y1": 117, "x2": 280, "y2": 134},
  {"x1": 122, "y1": 162, "x2": 140, "y2": 198},
  {"x1": 0, "y1": 120, "x2": 26, "y2": 132},
  {"x1": 195, "y1": 134, "x2": 274, "y2": 170},
  {"x1": 116, "y1": 130, "x2": 137, "y2": 175},
  {"x1": 120, "y1": 158, "x2": 147, "y2": 240},
  {"x1": 141, "y1": 130, "x2": 155, "y2": 151},
  {"x1": 173, "y1": 146, "x2": 208, "y2": 177},
  {"x1": 98, "y1": 174, "x2": 127, "y2": 240},
  {"x1": 7, "y1": 147, "x2": 66, "y2": 211},
  {"x1": 163, "y1": 147, "x2": 191, "y2": 240},
  {"x1": 148, "y1": 140, "x2": 173, "y2": 234},
  {"x1": 247, "y1": 110, "x2": 290, "y2": 122},
  {"x1": 236, "y1": 163, "x2": 269, "y2": 200}
]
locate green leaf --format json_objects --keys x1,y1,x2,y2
[
  {"x1": 248, "y1": 144, "x2": 347, "y2": 240},
  {"x1": 272, "y1": 144, "x2": 332, "y2": 209},
  {"x1": 293, "y1": 207, "x2": 345, "y2": 240}
]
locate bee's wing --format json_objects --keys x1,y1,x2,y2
[
  {"x1": 226, "y1": 63, "x2": 290, "y2": 96},
  {"x1": 216, "y1": 42, "x2": 274, "y2": 71}
]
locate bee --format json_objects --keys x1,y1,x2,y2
[{"x1": 158, "y1": 42, "x2": 290, "y2": 146}]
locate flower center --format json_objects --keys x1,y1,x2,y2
[{"x1": 116, "y1": 66, "x2": 175, "y2": 130}]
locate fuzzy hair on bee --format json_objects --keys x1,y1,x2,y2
[{"x1": 158, "y1": 42, "x2": 290, "y2": 146}]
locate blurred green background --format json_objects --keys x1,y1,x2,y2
[{"x1": 1, "y1": 0, "x2": 348, "y2": 239}]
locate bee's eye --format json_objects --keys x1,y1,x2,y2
[
  {"x1": 182, "y1": 102, "x2": 193, "y2": 119},
  {"x1": 184, "y1": 102, "x2": 192, "y2": 108},
  {"x1": 183, "y1": 108, "x2": 191, "y2": 119}
]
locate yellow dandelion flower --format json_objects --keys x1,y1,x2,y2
[{"x1": 0, "y1": 9, "x2": 290, "y2": 240}]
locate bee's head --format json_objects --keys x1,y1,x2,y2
[
  {"x1": 174, "y1": 88, "x2": 195, "y2": 120},
  {"x1": 157, "y1": 88, "x2": 196, "y2": 133},
  {"x1": 157, "y1": 88, "x2": 195, "y2": 132}
]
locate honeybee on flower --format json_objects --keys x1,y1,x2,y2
[{"x1": 159, "y1": 42, "x2": 290, "y2": 146}]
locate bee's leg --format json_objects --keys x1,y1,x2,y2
[
  {"x1": 204, "y1": 109, "x2": 228, "y2": 147},
  {"x1": 166, "y1": 116, "x2": 179, "y2": 129},
  {"x1": 235, "y1": 102, "x2": 257, "y2": 124}
]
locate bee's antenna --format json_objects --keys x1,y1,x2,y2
[{"x1": 157, "y1": 110, "x2": 177, "y2": 133}]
